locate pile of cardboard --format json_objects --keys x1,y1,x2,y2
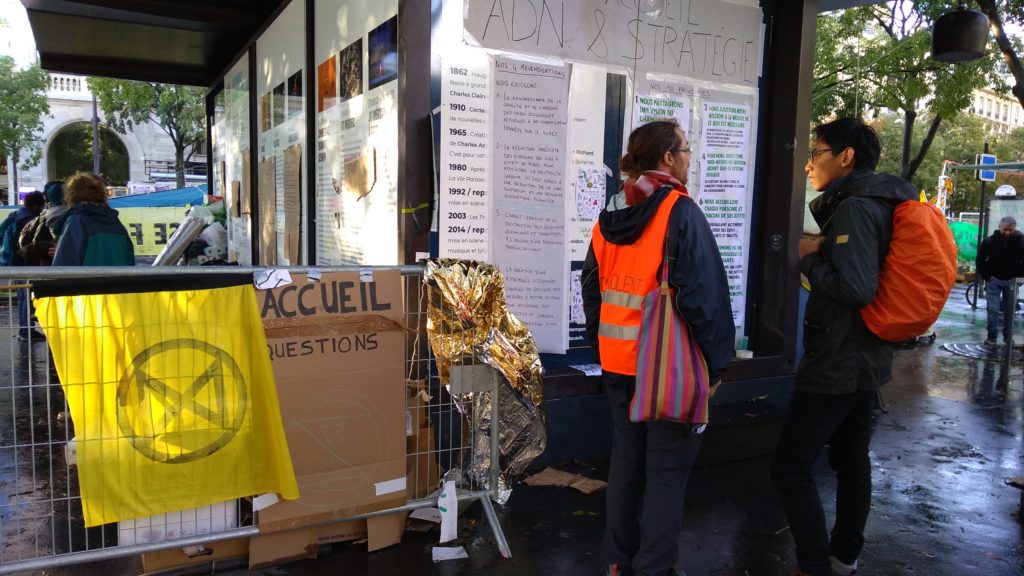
[{"x1": 140, "y1": 270, "x2": 440, "y2": 574}]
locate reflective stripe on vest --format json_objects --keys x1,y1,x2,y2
[{"x1": 591, "y1": 190, "x2": 682, "y2": 375}]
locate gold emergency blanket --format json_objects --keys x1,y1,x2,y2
[{"x1": 424, "y1": 259, "x2": 546, "y2": 499}]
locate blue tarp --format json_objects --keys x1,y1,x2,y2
[{"x1": 109, "y1": 184, "x2": 207, "y2": 207}]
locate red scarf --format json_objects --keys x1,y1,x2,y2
[{"x1": 623, "y1": 170, "x2": 686, "y2": 206}]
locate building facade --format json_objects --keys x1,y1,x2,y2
[
  {"x1": 970, "y1": 87, "x2": 1024, "y2": 134},
  {"x1": 1, "y1": 0, "x2": 205, "y2": 200}
]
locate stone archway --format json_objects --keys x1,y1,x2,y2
[{"x1": 46, "y1": 121, "x2": 130, "y2": 185}]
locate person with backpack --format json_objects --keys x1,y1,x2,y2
[
  {"x1": 0, "y1": 191, "x2": 46, "y2": 340},
  {"x1": 977, "y1": 216, "x2": 1024, "y2": 345},
  {"x1": 18, "y1": 180, "x2": 69, "y2": 266},
  {"x1": 582, "y1": 120, "x2": 734, "y2": 576},
  {"x1": 772, "y1": 117, "x2": 917, "y2": 576}
]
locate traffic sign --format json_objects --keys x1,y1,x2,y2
[{"x1": 976, "y1": 153, "x2": 997, "y2": 182}]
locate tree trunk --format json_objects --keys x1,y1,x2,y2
[
  {"x1": 174, "y1": 145, "x2": 185, "y2": 189},
  {"x1": 976, "y1": 0, "x2": 1024, "y2": 110},
  {"x1": 906, "y1": 114, "x2": 942, "y2": 182},
  {"x1": 902, "y1": 108, "x2": 916, "y2": 179},
  {"x1": 10, "y1": 151, "x2": 19, "y2": 206}
]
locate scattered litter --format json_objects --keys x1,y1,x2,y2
[
  {"x1": 751, "y1": 394, "x2": 769, "y2": 402},
  {"x1": 438, "y1": 480, "x2": 458, "y2": 543},
  {"x1": 432, "y1": 546, "x2": 469, "y2": 562},
  {"x1": 572, "y1": 510, "x2": 598, "y2": 517},
  {"x1": 570, "y1": 363, "x2": 602, "y2": 377},
  {"x1": 744, "y1": 413, "x2": 759, "y2": 418},
  {"x1": 410, "y1": 507, "x2": 442, "y2": 524},
  {"x1": 523, "y1": 467, "x2": 607, "y2": 494}
]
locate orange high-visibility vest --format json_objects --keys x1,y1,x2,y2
[{"x1": 591, "y1": 190, "x2": 682, "y2": 375}]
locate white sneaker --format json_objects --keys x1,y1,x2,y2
[{"x1": 830, "y1": 556, "x2": 859, "y2": 575}]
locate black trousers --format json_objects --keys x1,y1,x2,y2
[
  {"x1": 603, "y1": 372, "x2": 703, "y2": 576},
  {"x1": 771, "y1": 390, "x2": 876, "y2": 576}
]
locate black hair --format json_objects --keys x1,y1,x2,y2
[
  {"x1": 23, "y1": 191, "x2": 45, "y2": 209},
  {"x1": 812, "y1": 117, "x2": 880, "y2": 171}
]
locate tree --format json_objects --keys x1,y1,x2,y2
[
  {"x1": 0, "y1": 56, "x2": 51, "y2": 200},
  {"x1": 87, "y1": 79, "x2": 205, "y2": 188},
  {"x1": 975, "y1": 1, "x2": 1024, "y2": 110},
  {"x1": 813, "y1": 3, "x2": 1005, "y2": 182}
]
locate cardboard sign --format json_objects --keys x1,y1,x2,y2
[
  {"x1": 117, "y1": 207, "x2": 190, "y2": 257},
  {"x1": 256, "y1": 270, "x2": 406, "y2": 533}
]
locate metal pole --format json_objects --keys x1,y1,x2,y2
[
  {"x1": 91, "y1": 94, "x2": 101, "y2": 174},
  {"x1": 973, "y1": 141, "x2": 990, "y2": 310},
  {"x1": 1009, "y1": 279, "x2": 1018, "y2": 364}
]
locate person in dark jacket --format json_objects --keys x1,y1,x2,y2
[
  {"x1": 52, "y1": 172, "x2": 135, "y2": 267},
  {"x1": 772, "y1": 117, "x2": 915, "y2": 576},
  {"x1": 18, "y1": 180, "x2": 69, "y2": 266},
  {"x1": 0, "y1": 191, "x2": 45, "y2": 339},
  {"x1": 977, "y1": 216, "x2": 1024, "y2": 345},
  {"x1": 582, "y1": 121, "x2": 734, "y2": 576}
]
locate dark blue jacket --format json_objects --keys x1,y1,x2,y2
[{"x1": 53, "y1": 203, "x2": 135, "y2": 266}]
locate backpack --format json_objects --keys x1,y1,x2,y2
[{"x1": 860, "y1": 200, "x2": 957, "y2": 342}]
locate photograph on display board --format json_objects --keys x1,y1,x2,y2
[
  {"x1": 287, "y1": 71, "x2": 303, "y2": 118},
  {"x1": 317, "y1": 56, "x2": 337, "y2": 112},
  {"x1": 259, "y1": 92, "x2": 271, "y2": 133},
  {"x1": 339, "y1": 38, "x2": 363, "y2": 102},
  {"x1": 272, "y1": 82, "x2": 285, "y2": 126},
  {"x1": 368, "y1": 16, "x2": 398, "y2": 90}
]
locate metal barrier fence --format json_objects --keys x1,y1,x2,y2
[{"x1": 0, "y1": 265, "x2": 509, "y2": 574}]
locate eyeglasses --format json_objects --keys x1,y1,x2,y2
[
  {"x1": 673, "y1": 146, "x2": 693, "y2": 155},
  {"x1": 808, "y1": 147, "x2": 836, "y2": 162}
]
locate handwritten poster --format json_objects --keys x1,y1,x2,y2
[
  {"x1": 465, "y1": 0, "x2": 763, "y2": 86},
  {"x1": 698, "y1": 100, "x2": 752, "y2": 328},
  {"x1": 439, "y1": 49, "x2": 492, "y2": 260},
  {"x1": 565, "y1": 64, "x2": 608, "y2": 262},
  {"x1": 492, "y1": 55, "x2": 569, "y2": 353}
]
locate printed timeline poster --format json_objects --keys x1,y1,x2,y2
[
  {"x1": 439, "y1": 48, "x2": 491, "y2": 260},
  {"x1": 698, "y1": 100, "x2": 752, "y2": 328}
]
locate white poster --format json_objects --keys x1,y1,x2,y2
[
  {"x1": 565, "y1": 64, "x2": 608, "y2": 262},
  {"x1": 439, "y1": 49, "x2": 492, "y2": 260},
  {"x1": 698, "y1": 100, "x2": 752, "y2": 329},
  {"x1": 465, "y1": 0, "x2": 763, "y2": 86},
  {"x1": 492, "y1": 55, "x2": 569, "y2": 353}
]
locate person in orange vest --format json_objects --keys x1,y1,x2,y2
[{"x1": 581, "y1": 120, "x2": 735, "y2": 576}]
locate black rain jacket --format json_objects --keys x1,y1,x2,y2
[
  {"x1": 977, "y1": 230, "x2": 1024, "y2": 281},
  {"x1": 798, "y1": 169, "x2": 916, "y2": 394},
  {"x1": 581, "y1": 186, "x2": 735, "y2": 383}
]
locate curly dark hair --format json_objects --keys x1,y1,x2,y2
[
  {"x1": 64, "y1": 172, "x2": 109, "y2": 207},
  {"x1": 619, "y1": 120, "x2": 683, "y2": 176}
]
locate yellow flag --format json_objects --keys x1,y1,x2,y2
[{"x1": 36, "y1": 279, "x2": 298, "y2": 527}]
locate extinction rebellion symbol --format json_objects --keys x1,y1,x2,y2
[{"x1": 117, "y1": 339, "x2": 248, "y2": 464}]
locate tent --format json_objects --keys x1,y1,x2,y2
[{"x1": 109, "y1": 184, "x2": 207, "y2": 208}]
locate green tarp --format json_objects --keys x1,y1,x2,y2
[{"x1": 949, "y1": 221, "x2": 978, "y2": 264}]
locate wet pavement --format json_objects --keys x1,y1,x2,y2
[{"x1": 2, "y1": 285, "x2": 1023, "y2": 575}]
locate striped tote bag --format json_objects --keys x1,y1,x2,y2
[{"x1": 629, "y1": 234, "x2": 711, "y2": 424}]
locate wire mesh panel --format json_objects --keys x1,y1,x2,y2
[{"x1": 0, "y1": 265, "x2": 508, "y2": 574}]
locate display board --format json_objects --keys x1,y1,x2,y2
[
  {"x1": 437, "y1": 0, "x2": 762, "y2": 352},
  {"x1": 257, "y1": 0, "x2": 306, "y2": 265},
  {"x1": 313, "y1": 0, "x2": 401, "y2": 265}
]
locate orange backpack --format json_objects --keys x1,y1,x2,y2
[{"x1": 860, "y1": 200, "x2": 957, "y2": 342}]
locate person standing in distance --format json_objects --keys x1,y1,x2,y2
[
  {"x1": 977, "y1": 216, "x2": 1024, "y2": 346},
  {"x1": 773, "y1": 117, "x2": 915, "y2": 576},
  {"x1": 582, "y1": 120, "x2": 734, "y2": 576}
]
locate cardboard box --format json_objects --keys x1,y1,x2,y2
[
  {"x1": 405, "y1": 379, "x2": 440, "y2": 500},
  {"x1": 141, "y1": 537, "x2": 248, "y2": 575},
  {"x1": 249, "y1": 529, "x2": 317, "y2": 570},
  {"x1": 256, "y1": 270, "x2": 407, "y2": 532},
  {"x1": 315, "y1": 511, "x2": 406, "y2": 551}
]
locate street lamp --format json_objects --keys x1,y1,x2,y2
[{"x1": 932, "y1": 2, "x2": 989, "y2": 63}]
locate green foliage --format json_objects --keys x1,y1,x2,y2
[
  {"x1": 51, "y1": 122, "x2": 129, "y2": 185},
  {"x1": 813, "y1": 2, "x2": 1020, "y2": 179},
  {"x1": 0, "y1": 56, "x2": 51, "y2": 186},
  {"x1": 86, "y1": 78, "x2": 205, "y2": 188}
]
